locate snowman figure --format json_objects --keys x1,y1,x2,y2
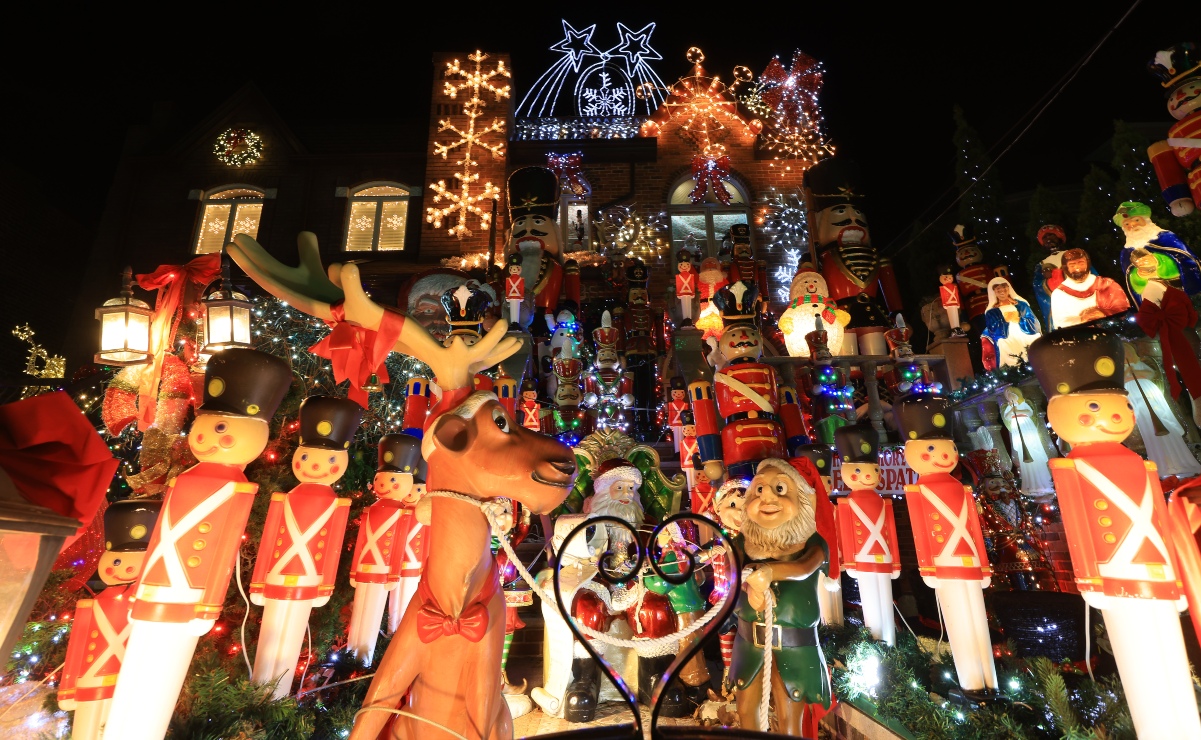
[{"x1": 780, "y1": 267, "x2": 850, "y2": 356}]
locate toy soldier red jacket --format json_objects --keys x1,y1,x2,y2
[
  {"x1": 504, "y1": 275, "x2": 524, "y2": 300},
  {"x1": 131, "y1": 462, "x2": 257, "y2": 623},
  {"x1": 520, "y1": 399, "x2": 542, "y2": 431},
  {"x1": 692, "y1": 361, "x2": 787, "y2": 475},
  {"x1": 903, "y1": 472, "x2": 991, "y2": 582},
  {"x1": 351, "y1": 498, "x2": 408, "y2": 585},
  {"x1": 59, "y1": 584, "x2": 135, "y2": 705},
  {"x1": 1049, "y1": 442, "x2": 1182, "y2": 602},
  {"x1": 939, "y1": 284, "x2": 961, "y2": 308},
  {"x1": 676, "y1": 271, "x2": 697, "y2": 298},
  {"x1": 956, "y1": 263, "x2": 993, "y2": 320},
  {"x1": 397, "y1": 506, "x2": 427, "y2": 578},
  {"x1": 250, "y1": 484, "x2": 351, "y2": 601},
  {"x1": 667, "y1": 398, "x2": 689, "y2": 427},
  {"x1": 533, "y1": 257, "x2": 563, "y2": 311},
  {"x1": 818, "y1": 250, "x2": 903, "y2": 314},
  {"x1": 837, "y1": 490, "x2": 901, "y2": 575},
  {"x1": 1149, "y1": 113, "x2": 1201, "y2": 210}
]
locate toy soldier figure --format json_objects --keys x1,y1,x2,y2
[
  {"x1": 938, "y1": 265, "x2": 965, "y2": 336},
  {"x1": 676, "y1": 251, "x2": 698, "y2": 324},
  {"x1": 519, "y1": 378, "x2": 542, "y2": 431},
  {"x1": 679, "y1": 410, "x2": 700, "y2": 505},
  {"x1": 59, "y1": 499, "x2": 161, "y2": 740},
  {"x1": 895, "y1": 393, "x2": 998, "y2": 700},
  {"x1": 727, "y1": 223, "x2": 769, "y2": 301},
  {"x1": 401, "y1": 376, "x2": 431, "y2": 438},
  {"x1": 667, "y1": 376, "x2": 690, "y2": 453},
  {"x1": 504, "y1": 252, "x2": 525, "y2": 326},
  {"x1": 105, "y1": 349, "x2": 292, "y2": 740},
  {"x1": 623, "y1": 259, "x2": 662, "y2": 441},
  {"x1": 951, "y1": 225, "x2": 994, "y2": 333},
  {"x1": 792, "y1": 443, "x2": 842, "y2": 626},
  {"x1": 249, "y1": 396, "x2": 359, "y2": 699},
  {"x1": 1031, "y1": 326, "x2": 1201, "y2": 739},
  {"x1": 1147, "y1": 42, "x2": 1201, "y2": 217},
  {"x1": 834, "y1": 426, "x2": 900, "y2": 645},
  {"x1": 348, "y1": 433, "x2": 424, "y2": 666},
  {"x1": 507, "y1": 167, "x2": 563, "y2": 336}
]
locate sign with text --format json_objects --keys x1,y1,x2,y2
[{"x1": 831, "y1": 447, "x2": 917, "y2": 495}]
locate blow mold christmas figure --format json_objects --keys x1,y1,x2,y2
[
  {"x1": 519, "y1": 378, "x2": 542, "y2": 431},
  {"x1": 804, "y1": 157, "x2": 901, "y2": 356},
  {"x1": 951, "y1": 224, "x2": 995, "y2": 336},
  {"x1": 1050, "y1": 248, "x2": 1131, "y2": 328},
  {"x1": 503, "y1": 252, "x2": 525, "y2": 325},
  {"x1": 1030, "y1": 326, "x2": 1201, "y2": 739},
  {"x1": 249, "y1": 396, "x2": 359, "y2": 699},
  {"x1": 507, "y1": 167, "x2": 563, "y2": 335},
  {"x1": 676, "y1": 250, "x2": 698, "y2": 324},
  {"x1": 793, "y1": 443, "x2": 843, "y2": 626},
  {"x1": 895, "y1": 393, "x2": 998, "y2": 700},
  {"x1": 679, "y1": 409, "x2": 700, "y2": 504},
  {"x1": 779, "y1": 267, "x2": 849, "y2": 357},
  {"x1": 834, "y1": 426, "x2": 900, "y2": 645},
  {"x1": 727, "y1": 223, "x2": 769, "y2": 299},
  {"x1": 1122, "y1": 343, "x2": 1201, "y2": 479},
  {"x1": 937, "y1": 264, "x2": 966, "y2": 337},
  {"x1": 1114, "y1": 201, "x2": 1201, "y2": 305},
  {"x1": 58, "y1": 500, "x2": 161, "y2": 740},
  {"x1": 1000, "y1": 387, "x2": 1056, "y2": 496},
  {"x1": 980, "y1": 277, "x2": 1042, "y2": 370},
  {"x1": 440, "y1": 283, "x2": 497, "y2": 394},
  {"x1": 347, "y1": 433, "x2": 423, "y2": 666},
  {"x1": 552, "y1": 340, "x2": 585, "y2": 413},
  {"x1": 1127, "y1": 256, "x2": 1201, "y2": 427},
  {"x1": 104, "y1": 348, "x2": 292, "y2": 740},
  {"x1": 1147, "y1": 42, "x2": 1201, "y2": 217},
  {"x1": 698, "y1": 256, "x2": 729, "y2": 306},
  {"x1": 1031, "y1": 224, "x2": 1071, "y2": 329},
  {"x1": 667, "y1": 376, "x2": 690, "y2": 453}
]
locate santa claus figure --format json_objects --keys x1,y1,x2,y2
[
  {"x1": 1147, "y1": 43, "x2": 1201, "y2": 217},
  {"x1": 250, "y1": 396, "x2": 360, "y2": 699},
  {"x1": 58, "y1": 500, "x2": 161, "y2": 740},
  {"x1": 104, "y1": 349, "x2": 292, "y2": 740},
  {"x1": 1030, "y1": 326, "x2": 1201, "y2": 739},
  {"x1": 1050, "y1": 248, "x2": 1131, "y2": 328},
  {"x1": 698, "y1": 256, "x2": 729, "y2": 306},
  {"x1": 507, "y1": 167, "x2": 563, "y2": 337},
  {"x1": 347, "y1": 433, "x2": 424, "y2": 666},
  {"x1": 834, "y1": 426, "x2": 899, "y2": 645},
  {"x1": 666, "y1": 376, "x2": 689, "y2": 453},
  {"x1": 1114, "y1": 201, "x2": 1201, "y2": 305},
  {"x1": 895, "y1": 393, "x2": 998, "y2": 701},
  {"x1": 504, "y1": 252, "x2": 525, "y2": 326},
  {"x1": 676, "y1": 250, "x2": 698, "y2": 324}
]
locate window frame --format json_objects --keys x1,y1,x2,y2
[
  {"x1": 560, "y1": 191, "x2": 591, "y2": 252},
  {"x1": 667, "y1": 176, "x2": 752, "y2": 267},
  {"x1": 342, "y1": 181, "x2": 414, "y2": 253},
  {"x1": 193, "y1": 185, "x2": 266, "y2": 255}
]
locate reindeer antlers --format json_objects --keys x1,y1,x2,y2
[{"x1": 229, "y1": 233, "x2": 342, "y2": 320}]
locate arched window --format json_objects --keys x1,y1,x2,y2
[
  {"x1": 344, "y1": 183, "x2": 412, "y2": 252},
  {"x1": 194, "y1": 186, "x2": 265, "y2": 254},
  {"x1": 667, "y1": 176, "x2": 751, "y2": 265}
]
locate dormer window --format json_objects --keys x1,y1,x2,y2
[
  {"x1": 345, "y1": 183, "x2": 412, "y2": 252},
  {"x1": 194, "y1": 186, "x2": 265, "y2": 254}
]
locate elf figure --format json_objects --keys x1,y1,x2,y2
[
  {"x1": 794, "y1": 443, "x2": 843, "y2": 626},
  {"x1": 504, "y1": 252, "x2": 525, "y2": 326},
  {"x1": 1147, "y1": 43, "x2": 1201, "y2": 217},
  {"x1": 1030, "y1": 326, "x2": 1201, "y2": 739},
  {"x1": 938, "y1": 265, "x2": 965, "y2": 337},
  {"x1": 347, "y1": 433, "x2": 424, "y2": 666},
  {"x1": 895, "y1": 393, "x2": 998, "y2": 700},
  {"x1": 676, "y1": 250, "x2": 698, "y2": 324},
  {"x1": 667, "y1": 376, "x2": 690, "y2": 453},
  {"x1": 104, "y1": 349, "x2": 292, "y2": 740},
  {"x1": 58, "y1": 500, "x2": 161, "y2": 740},
  {"x1": 834, "y1": 426, "x2": 900, "y2": 645},
  {"x1": 679, "y1": 410, "x2": 700, "y2": 506},
  {"x1": 250, "y1": 395, "x2": 359, "y2": 699},
  {"x1": 519, "y1": 378, "x2": 542, "y2": 431}
]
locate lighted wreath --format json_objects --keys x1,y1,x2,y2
[{"x1": 214, "y1": 127, "x2": 263, "y2": 167}]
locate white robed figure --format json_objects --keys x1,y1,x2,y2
[
  {"x1": 1001, "y1": 388, "x2": 1056, "y2": 495},
  {"x1": 981, "y1": 277, "x2": 1042, "y2": 371},
  {"x1": 1124, "y1": 347, "x2": 1201, "y2": 479}
]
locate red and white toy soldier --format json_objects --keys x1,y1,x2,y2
[
  {"x1": 249, "y1": 396, "x2": 360, "y2": 699},
  {"x1": 834, "y1": 427, "x2": 900, "y2": 645},
  {"x1": 951, "y1": 224, "x2": 994, "y2": 333},
  {"x1": 676, "y1": 250, "x2": 698, "y2": 324},
  {"x1": 1031, "y1": 327, "x2": 1201, "y2": 739},
  {"x1": 666, "y1": 376, "x2": 690, "y2": 453},
  {"x1": 348, "y1": 433, "x2": 424, "y2": 666},
  {"x1": 938, "y1": 265, "x2": 965, "y2": 336},
  {"x1": 504, "y1": 252, "x2": 525, "y2": 326},
  {"x1": 104, "y1": 348, "x2": 292, "y2": 740},
  {"x1": 793, "y1": 443, "x2": 843, "y2": 626},
  {"x1": 895, "y1": 393, "x2": 997, "y2": 700},
  {"x1": 519, "y1": 378, "x2": 542, "y2": 431},
  {"x1": 1147, "y1": 43, "x2": 1201, "y2": 217},
  {"x1": 678, "y1": 410, "x2": 700, "y2": 506},
  {"x1": 58, "y1": 500, "x2": 160, "y2": 740}
]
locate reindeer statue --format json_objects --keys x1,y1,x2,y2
[{"x1": 228, "y1": 233, "x2": 578, "y2": 740}]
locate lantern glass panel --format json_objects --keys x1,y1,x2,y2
[
  {"x1": 232, "y1": 304, "x2": 251, "y2": 345},
  {"x1": 96, "y1": 295, "x2": 151, "y2": 364},
  {"x1": 207, "y1": 305, "x2": 232, "y2": 346}
]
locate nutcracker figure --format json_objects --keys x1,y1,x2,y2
[
  {"x1": 694, "y1": 281, "x2": 787, "y2": 484},
  {"x1": 347, "y1": 433, "x2": 424, "y2": 666},
  {"x1": 679, "y1": 409, "x2": 700, "y2": 505},
  {"x1": 951, "y1": 225, "x2": 994, "y2": 329},
  {"x1": 804, "y1": 157, "x2": 902, "y2": 356},
  {"x1": 519, "y1": 378, "x2": 542, "y2": 431},
  {"x1": 793, "y1": 442, "x2": 843, "y2": 626},
  {"x1": 401, "y1": 376, "x2": 431, "y2": 438},
  {"x1": 58, "y1": 500, "x2": 161, "y2": 740},
  {"x1": 1030, "y1": 327, "x2": 1201, "y2": 739},
  {"x1": 667, "y1": 376, "x2": 690, "y2": 453},
  {"x1": 676, "y1": 250, "x2": 698, "y2": 324},
  {"x1": 507, "y1": 166, "x2": 563, "y2": 336},
  {"x1": 834, "y1": 426, "x2": 900, "y2": 645},
  {"x1": 727, "y1": 223, "x2": 769, "y2": 300},
  {"x1": 504, "y1": 252, "x2": 525, "y2": 326},
  {"x1": 104, "y1": 348, "x2": 292, "y2": 740},
  {"x1": 249, "y1": 396, "x2": 360, "y2": 699},
  {"x1": 938, "y1": 265, "x2": 965, "y2": 337},
  {"x1": 1114, "y1": 201, "x2": 1201, "y2": 304},
  {"x1": 623, "y1": 259, "x2": 663, "y2": 442},
  {"x1": 552, "y1": 340, "x2": 584, "y2": 414},
  {"x1": 1147, "y1": 42, "x2": 1201, "y2": 217},
  {"x1": 895, "y1": 393, "x2": 998, "y2": 699}
]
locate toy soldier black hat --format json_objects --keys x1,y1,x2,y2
[
  {"x1": 520, "y1": 377, "x2": 538, "y2": 393},
  {"x1": 670, "y1": 376, "x2": 686, "y2": 391},
  {"x1": 506, "y1": 252, "x2": 522, "y2": 268},
  {"x1": 298, "y1": 395, "x2": 364, "y2": 450},
  {"x1": 793, "y1": 443, "x2": 835, "y2": 474},
  {"x1": 803, "y1": 157, "x2": 864, "y2": 211},
  {"x1": 937, "y1": 264, "x2": 954, "y2": 276},
  {"x1": 834, "y1": 425, "x2": 878, "y2": 464},
  {"x1": 894, "y1": 392, "x2": 955, "y2": 441},
  {"x1": 105, "y1": 499, "x2": 162, "y2": 552},
  {"x1": 377, "y1": 433, "x2": 422, "y2": 474},
  {"x1": 1149, "y1": 42, "x2": 1200, "y2": 90},
  {"x1": 713, "y1": 280, "x2": 760, "y2": 325},
  {"x1": 441, "y1": 283, "x2": 493, "y2": 337},
  {"x1": 680, "y1": 409, "x2": 695, "y2": 425},
  {"x1": 507, "y1": 166, "x2": 560, "y2": 220},
  {"x1": 200, "y1": 348, "x2": 291, "y2": 420},
  {"x1": 950, "y1": 223, "x2": 976, "y2": 248},
  {"x1": 626, "y1": 259, "x2": 649, "y2": 289},
  {"x1": 676, "y1": 249, "x2": 696, "y2": 265},
  {"x1": 1028, "y1": 325, "x2": 1125, "y2": 397},
  {"x1": 730, "y1": 223, "x2": 751, "y2": 243}
]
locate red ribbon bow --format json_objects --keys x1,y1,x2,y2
[
  {"x1": 689, "y1": 154, "x2": 732, "y2": 205},
  {"x1": 309, "y1": 301, "x2": 406, "y2": 406},
  {"x1": 415, "y1": 600, "x2": 490, "y2": 644},
  {"x1": 1135, "y1": 287, "x2": 1201, "y2": 400},
  {"x1": 547, "y1": 153, "x2": 588, "y2": 196}
]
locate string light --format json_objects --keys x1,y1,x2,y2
[
  {"x1": 213, "y1": 128, "x2": 263, "y2": 167},
  {"x1": 742, "y1": 50, "x2": 833, "y2": 173},
  {"x1": 511, "y1": 116, "x2": 646, "y2": 141},
  {"x1": 656, "y1": 47, "x2": 753, "y2": 154},
  {"x1": 593, "y1": 205, "x2": 668, "y2": 261}
]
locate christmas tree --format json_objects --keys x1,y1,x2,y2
[
  {"x1": 952, "y1": 105, "x2": 1025, "y2": 282},
  {"x1": 1022, "y1": 185, "x2": 1073, "y2": 280}
]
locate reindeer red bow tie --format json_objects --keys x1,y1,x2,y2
[{"x1": 415, "y1": 601, "x2": 489, "y2": 643}]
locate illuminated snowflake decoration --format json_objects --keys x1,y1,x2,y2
[
  {"x1": 761, "y1": 189, "x2": 811, "y2": 301},
  {"x1": 385, "y1": 213, "x2": 405, "y2": 230},
  {"x1": 426, "y1": 50, "x2": 511, "y2": 239},
  {"x1": 234, "y1": 216, "x2": 258, "y2": 233},
  {"x1": 742, "y1": 50, "x2": 833, "y2": 170},
  {"x1": 353, "y1": 215, "x2": 373, "y2": 231},
  {"x1": 582, "y1": 72, "x2": 630, "y2": 116},
  {"x1": 213, "y1": 127, "x2": 263, "y2": 167}
]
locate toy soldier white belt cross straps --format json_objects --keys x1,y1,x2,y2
[
  {"x1": 140, "y1": 485, "x2": 235, "y2": 603},
  {"x1": 848, "y1": 499, "x2": 892, "y2": 563},
  {"x1": 360, "y1": 509, "x2": 402, "y2": 570},
  {"x1": 715, "y1": 373, "x2": 774, "y2": 413},
  {"x1": 270, "y1": 499, "x2": 340, "y2": 585},
  {"x1": 1076, "y1": 460, "x2": 1175, "y2": 583},
  {"x1": 920, "y1": 485, "x2": 981, "y2": 567},
  {"x1": 401, "y1": 521, "x2": 424, "y2": 569},
  {"x1": 77, "y1": 604, "x2": 130, "y2": 687}
]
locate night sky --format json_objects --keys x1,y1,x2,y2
[{"x1": 4, "y1": 3, "x2": 1177, "y2": 249}]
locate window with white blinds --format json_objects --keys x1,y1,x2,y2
[
  {"x1": 344, "y1": 184, "x2": 410, "y2": 252},
  {"x1": 194, "y1": 187, "x2": 265, "y2": 254}
]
